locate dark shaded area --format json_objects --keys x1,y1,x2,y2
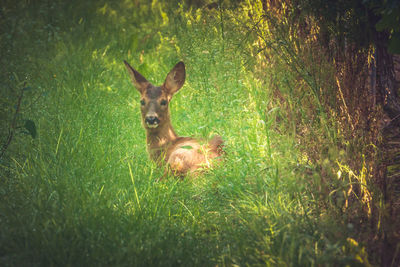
[{"x1": 259, "y1": 0, "x2": 400, "y2": 265}]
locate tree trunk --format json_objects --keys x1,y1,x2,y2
[
  {"x1": 375, "y1": 32, "x2": 400, "y2": 125},
  {"x1": 374, "y1": 31, "x2": 400, "y2": 267}
]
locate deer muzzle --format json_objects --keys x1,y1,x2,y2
[{"x1": 145, "y1": 115, "x2": 160, "y2": 128}]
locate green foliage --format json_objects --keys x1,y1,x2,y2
[
  {"x1": 24, "y1": 120, "x2": 37, "y2": 138},
  {"x1": 0, "y1": 0, "x2": 374, "y2": 266},
  {"x1": 370, "y1": 0, "x2": 400, "y2": 53},
  {"x1": 297, "y1": 0, "x2": 400, "y2": 53}
]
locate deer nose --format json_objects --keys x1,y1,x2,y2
[{"x1": 145, "y1": 116, "x2": 159, "y2": 125}]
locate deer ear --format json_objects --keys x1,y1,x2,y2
[
  {"x1": 124, "y1": 60, "x2": 149, "y2": 94},
  {"x1": 163, "y1": 61, "x2": 185, "y2": 95}
]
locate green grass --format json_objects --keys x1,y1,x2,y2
[{"x1": 0, "y1": 1, "x2": 370, "y2": 266}]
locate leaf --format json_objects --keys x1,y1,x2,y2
[
  {"x1": 388, "y1": 33, "x2": 400, "y2": 54},
  {"x1": 180, "y1": 145, "x2": 193, "y2": 150},
  {"x1": 375, "y1": 12, "x2": 398, "y2": 32},
  {"x1": 24, "y1": 120, "x2": 36, "y2": 138}
]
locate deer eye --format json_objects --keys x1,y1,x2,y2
[
  {"x1": 160, "y1": 99, "x2": 167, "y2": 106},
  {"x1": 140, "y1": 99, "x2": 146, "y2": 106}
]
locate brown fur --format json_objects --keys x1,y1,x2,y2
[{"x1": 124, "y1": 60, "x2": 224, "y2": 176}]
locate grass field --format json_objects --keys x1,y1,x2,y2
[{"x1": 1, "y1": 1, "x2": 372, "y2": 266}]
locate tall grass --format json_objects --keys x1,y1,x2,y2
[{"x1": 0, "y1": 0, "x2": 371, "y2": 266}]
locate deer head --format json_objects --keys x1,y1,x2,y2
[{"x1": 124, "y1": 61, "x2": 185, "y2": 131}]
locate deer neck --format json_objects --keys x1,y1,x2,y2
[{"x1": 145, "y1": 119, "x2": 178, "y2": 161}]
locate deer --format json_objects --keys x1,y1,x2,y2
[{"x1": 124, "y1": 60, "x2": 224, "y2": 176}]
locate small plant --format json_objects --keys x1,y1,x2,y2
[{"x1": 0, "y1": 82, "x2": 36, "y2": 159}]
